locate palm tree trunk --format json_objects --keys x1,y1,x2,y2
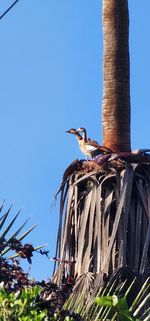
[{"x1": 102, "y1": 0, "x2": 131, "y2": 152}]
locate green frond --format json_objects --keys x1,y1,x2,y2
[
  {"x1": 18, "y1": 223, "x2": 37, "y2": 241},
  {"x1": 0, "y1": 209, "x2": 21, "y2": 241},
  {"x1": 64, "y1": 274, "x2": 150, "y2": 320},
  {"x1": 0, "y1": 205, "x2": 38, "y2": 258},
  {"x1": 0, "y1": 205, "x2": 12, "y2": 231},
  {"x1": 6, "y1": 244, "x2": 46, "y2": 260}
]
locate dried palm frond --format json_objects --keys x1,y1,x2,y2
[
  {"x1": 53, "y1": 153, "x2": 150, "y2": 282},
  {"x1": 53, "y1": 152, "x2": 150, "y2": 315}
]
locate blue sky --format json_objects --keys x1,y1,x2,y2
[{"x1": 0, "y1": 1, "x2": 150, "y2": 280}]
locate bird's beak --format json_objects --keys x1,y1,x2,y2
[{"x1": 65, "y1": 128, "x2": 77, "y2": 134}]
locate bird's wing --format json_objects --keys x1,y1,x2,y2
[
  {"x1": 86, "y1": 139, "x2": 112, "y2": 154},
  {"x1": 132, "y1": 149, "x2": 150, "y2": 154},
  {"x1": 88, "y1": 138, "x2": 99, "y2": 144}
]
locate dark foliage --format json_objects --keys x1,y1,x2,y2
[{"x1": 0, "y1": 206, "x2": 82, "y2": 320}]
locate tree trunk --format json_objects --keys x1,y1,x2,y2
[{"x1": 102, "y1": 0, "x2": 131, "y2": 152}]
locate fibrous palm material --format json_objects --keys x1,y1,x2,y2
[{"x1": 53, "y1": 151, "x2": 150, "y2": 289}]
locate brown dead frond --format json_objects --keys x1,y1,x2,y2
[{"x1": 52, "y1": 153, "x2": 150, "y2": 306}]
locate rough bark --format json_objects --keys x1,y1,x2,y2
[{"x1": 102, "y1": 0, "x2": 131, "y2": 152}]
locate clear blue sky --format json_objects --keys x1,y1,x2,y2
[{"x1": 0, "y1": 1, "x2": 150, "y2": 280}]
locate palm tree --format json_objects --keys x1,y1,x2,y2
[
  {"x1": 102, "y1": 0, "x2": 130, "y2": 152},
  {"x1": 53, "y1": 0, "x2": 150, "y2": 317}
]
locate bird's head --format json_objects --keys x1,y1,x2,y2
[
  {"x1": 65, "y1": 128, "x2": 77, "y2": 135},
  {"x1": 76, "y1": 127, "x2": 86, "y2": 133}
]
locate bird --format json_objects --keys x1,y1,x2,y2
[
  {"x1": 66, "y1": 127, "x2": 112, "y2": 159},
  {"x1": 65, "y1": 128, "x2": 82, "y2": 142}
]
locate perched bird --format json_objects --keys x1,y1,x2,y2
[
  {"x1": 66, "y1": 127, "x2": 112, "y2": 159},
  {"x1": 65, "y1": 128, "x2": 83, "y2": 150}
]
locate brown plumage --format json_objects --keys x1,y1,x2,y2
[
  {"x1": 66, "y1": 127, "x2": 112, "y2": 159},
  {"x1": 65, "y1": 128, "x2": 82, "y2": 141}
]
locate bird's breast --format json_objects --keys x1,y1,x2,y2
[{"x1": 79, "y1": 141, "x2": 97, "y2": 156}]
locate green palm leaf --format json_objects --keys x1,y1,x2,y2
[
  {"x1": 0, "y1": 204, "x2": 41, "y2": 259},
  {"x1": 0, "y1": 205, "x2": 12, "y2": 231},
  {"x1": 0, "y1": 209, "x2": 21, "y2": 241}
]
